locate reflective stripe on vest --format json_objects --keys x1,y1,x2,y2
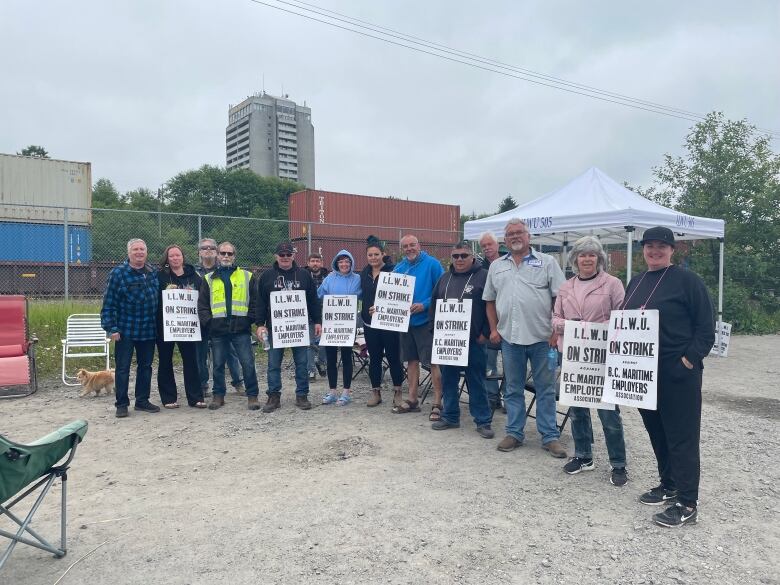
[{"x1": 205, "y1": 269, "x2": 251, "y2": 318}]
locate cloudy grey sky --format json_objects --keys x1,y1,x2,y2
[{"x1": 2, "y1": 0, "x2": 777, "y2": 215}]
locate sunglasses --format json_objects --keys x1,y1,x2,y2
[
  {"x1": 199, "y1": 246, "x2": 216, "y2": 251},
  {"x1": 218, "y1": 251, "x2": 235, "y2": 256},
  {"x1": 277, "y1": 253, "x2": 293, "y2": 258},
  {"x1": 505, "y1": 231, "x2": 528, "y2": 238},
  {"x1": 451, "y1": 253, "x2": 471, "y2": 260}
]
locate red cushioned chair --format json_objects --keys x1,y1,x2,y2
[{"x1": 0, "y1": 296, "x2": 38, "y2": 399}]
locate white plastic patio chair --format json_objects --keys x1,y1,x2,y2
[{"x1": 61, "y1": 314, "x2": 110, "y2": 386}]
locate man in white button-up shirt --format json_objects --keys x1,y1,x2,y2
[{"x1": 483, "y1": 218, "x2": 567, "y2": 456}]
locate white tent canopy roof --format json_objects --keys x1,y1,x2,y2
[{"x1": 464, "y1": 167, "x2": 725, "y2": 244}]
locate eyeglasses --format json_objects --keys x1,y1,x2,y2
[
  {"x1": 218, "y1": 251, "x2": 235, "y2": 256},
  {"x1": 277, "y1": 253, "x2": 293, "y2": 258},
  {"x1": 199, "y1": 246, "x2": 216, "y2": 251},
  {"x1": 505, "y1": 230, "x2": 528, "y2": 238},
  {"x1": 451, "y1": 253, "x2": 471, "y2": 260}
]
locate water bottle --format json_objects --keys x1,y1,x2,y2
[
  {"x1": 261, "y1": 330, "x2": 271, "y2": 351},
  {"x1": 547, "y1": 347, "x2": 558, "y2": 371}
]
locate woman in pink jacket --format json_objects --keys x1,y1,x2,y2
[{"x1": 552, "y1": 236, "x2": 628, "y2": 486}]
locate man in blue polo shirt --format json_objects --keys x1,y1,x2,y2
[
  {"x1": 392, "y1": 234, "x2": 444, "y2": 420},
  {"x1": 483, "y1": 219, "x2": 567, "y2": 457},
  {"x1": 101, "y1": 238, "x2": 160, "y2": 418}
]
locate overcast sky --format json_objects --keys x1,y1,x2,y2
[{"x1": 2, "y1": 0, "x2": 777, "y2": 215}]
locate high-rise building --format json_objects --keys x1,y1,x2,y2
[{"x1": 225, "y1": 92, "x2": 315, "y2": 187}]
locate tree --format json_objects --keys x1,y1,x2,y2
[
  {"x1": 635, "y1": 112, "x2": 780, "y2": 333},
  {"x1": 91, "y1": 178, "x2": 125, "y2": 209},
  {"x1": 497, "y1": 195, "x2": 518, "y2": 213},
  {"x1": 18, "y1": 145, "x2": 49, "y2": 158}
]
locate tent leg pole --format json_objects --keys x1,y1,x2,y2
[
  {"x1": 718, "y1": 239, "x2": 724, "y2": 357},
  {"x1": 625, "y1": 227, "x2": 634, "y2": 285}
]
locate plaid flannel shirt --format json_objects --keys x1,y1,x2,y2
[{"x1": 100, "y1": 260, "x2": 160, "y2": 340}]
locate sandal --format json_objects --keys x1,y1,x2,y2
[
  {"x1": 429, "y1": 404, "x2": 442, "y2": 422},
  {"x1": 392, "y1": 399, "x2": 420, "y2": 414},
  {"x1": 192, "y1": 402, "x2": 207, "y2": 409},
  {"x1": 393, "y1": 389, "x2": 403, "y2": 408},
  {"x1": 163, "y1": 403, "x2": 179, "y2": 409},
  {"x1": 337, "y1": 393, "x2": 352, "y2": 406},
  {"x1": 322, "y1": 392, "x2": 338, "y2": 405}
]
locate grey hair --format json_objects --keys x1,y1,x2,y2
[
  {"x1": 568, "y1": 236, "x2": 607, "y2": 274},
  {"x1": 126, "y1": 238, "x2": 146, "y2": 252},
  {"x1": 400, "y1": 234, "x2": 419, "y2": 246},
  {"x1": 503, "y1": 218, "x2": 527, "y2": 233},
  {"x1": 218, "y1": 241, "x2": 236, "y2": 254},
  {"x1": 479, "y1": 231, "x2": 498, "y2": 244},
  {"x1": 199, "y1": 237, "x2": 217, "y2": 247}
]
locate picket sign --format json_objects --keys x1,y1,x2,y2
[
  {"x1": 709, "y1": 321, "x2": 732, "y2": 357},
  {"x1": 162, "y1": 289, "x2": 201, "y2": 342},
  {"x1": 320, "y1": 295, "x2": 358, "y2": 347},
  {"x1": 371, "y1": 273, "x2": 416, "y2": 333},
  {"x1": 602, "y1": 309, "x2": 659, "y2": 410},
  {"x1": 270, "y1": 290, "x2": 310, "y2": 348},
  {"x1": 431, "y1": 299, "x2": 471, "y2": 367},
  {"x1": 559, "y1": 320, "x2": 615, "y2": 410}
]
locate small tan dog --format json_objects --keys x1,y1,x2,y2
[{"x1": 76, "y1": 368, "x2": 115, "y2": 397}]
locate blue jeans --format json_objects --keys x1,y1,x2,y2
[
  {"x1": 211, "y1": 333, "x2": 259, "y2": 397},
  {"x1": 570, "y1": 406, "x2": 627, "y2": 468},
  {"x1": 114, "y1": 338, "x2": 155, "y2": 408},
  {"x1": 440, "y1": 342, "x2": 492, "y2": 428},
  {"x1": 197, "y1": 338, "x2": 243, "y2": 389},
  {"x1": 485, "y1": 345, "x2": 499, "y2": 404},
  {"x1": 502, "y1": 340, "x2": 560, "y2": 444},
  {"x1": 267, "y1": 343, "x2": 309, "y2": 396},
  {"x1": 307, "y1": 323, "x2": 326, "y2": 374}
]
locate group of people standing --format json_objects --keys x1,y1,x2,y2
[{"x1": 100, "y1": 220, "x2": 714, "y2": 528}]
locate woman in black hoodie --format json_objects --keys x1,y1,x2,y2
[
  {"x1": 359, "y1": 236, "x2": 404, "y2": 408},
  {"x1": 156, "y1": 245, "x2": 205, "y2": 408}
]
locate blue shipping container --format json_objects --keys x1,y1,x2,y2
[{"x1": 0, "y1": 221, "x2": 92, "y2": 263}]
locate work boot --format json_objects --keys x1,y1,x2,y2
[
  {"x1": 366, "y1": 390, "x2": 382, "y2": 407},
  {"x1": 262, "y1": 393, "x2": 281, "y2": 413},
  {"x1": 543, "y1": 440, "x2": 568, "y2": 458},
  {"x1": 247, "y1": 395, "x2": 260, "y2": 410},
  {"x1": 295, "y1": 394, "x2": 312, "y2": 410},
  {"x1": 208, "y1": 395, "x2": 225, "y2": 410},
  {"x1": 497, "y1": 435, "x2": 522, "y2": 452}
]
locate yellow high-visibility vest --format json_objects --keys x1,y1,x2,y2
[{"x1": 205, "y1": 269, "x2": 251, "y2": 318}]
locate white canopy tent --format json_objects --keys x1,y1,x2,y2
[{"x1": 464, "y1": 167, "x2": 726, "y2": 336}]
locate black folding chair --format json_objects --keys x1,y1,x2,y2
[{"x1": 525, "y1": 369, "x2": 571, "y2": 433}]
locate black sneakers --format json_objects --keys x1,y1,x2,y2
[
  {"x1": 653, "y1": 502, "x2": 698, "y2": 527},
  {"x1": 563, "y1": 457, "x2": 594, "y2": 475},
  {"x1": 476, "y1": 425, "x2": 495, "y2": 439},
  {"x1": 639, "y1": 485, "x2": 678, "y2": 505},
  {"x1": 134, "y1": 402, "x2": 161, "y2": 413},
  {"x1": 115, "y1": 405, "x2": 129, "y2": 418},
  {"x1": 610, "y1": 467, "x2": 628, "y2": 487},
  {"x1": 431, "y1": 420, "x2": 460, "y2": 430}
]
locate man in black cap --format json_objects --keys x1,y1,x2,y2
[
  {"x1": 255, "y1": 241, "x2": 321, "y2": 412},
  {"x1": 623, "y1": 226, "x2": 714, "y2": 527}
]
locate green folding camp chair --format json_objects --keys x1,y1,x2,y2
[{"x1": 0, "y1": 420, "x2": 88, "y2": 571}]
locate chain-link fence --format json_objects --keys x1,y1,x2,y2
[{"x1": 0, "y1": 205, "x2": 463, "y2": 300}]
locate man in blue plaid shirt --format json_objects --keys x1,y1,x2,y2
[{"x1": 101, "y1": 238, "x2": 160, "y2": 418}]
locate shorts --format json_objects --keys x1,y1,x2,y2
[{"x1": 400, "y1": 324, "x2": 433, "y2": 366}]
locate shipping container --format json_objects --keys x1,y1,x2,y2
[
  {"x1": 0, "y1": 221, "x2": 92, "y2": 263},
  {"x1": 0, "y1": 153, "x2": 92, "y2": 225},
  {"x1": 289, "y1": 190, "x2": 460, "y2": 246}
]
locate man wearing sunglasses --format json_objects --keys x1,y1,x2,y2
[
  {"x1": 195, "y1": 238, "x2": 245, "y2": 398},
  {"x1": 255, "y1": 241, "x2": 321, "y2": 412},
  {"x1": 198, "y1": 241, "x2": 261, "y2": 410},
  {"x1": 428, "y1": 242, "x2": 494, "y2": 438},
  {"x1": 483, "y1": 218, "x2": 567, "y2": 457}
]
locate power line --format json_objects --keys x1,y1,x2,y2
[{"x1": 248, "y1": 0, "x2": 779, "y2": 137}]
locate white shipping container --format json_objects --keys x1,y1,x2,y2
[{"x1": 0, "y1": 153, "x2": 92, "y2": 225}]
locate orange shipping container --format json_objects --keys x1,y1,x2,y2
[{"x1": 289, "y1": 190, "x2": 460, "y2": 246}]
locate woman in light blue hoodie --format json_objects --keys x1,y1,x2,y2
[{"x1": 317, "y1": 250, "x2": 362, "y2": 405}]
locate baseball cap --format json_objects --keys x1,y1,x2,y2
[
  {"x1": 640, "y1": 226, "x2": 675, "y2": 247},
  {"x1": 275, "y1": 241, "x2": 295, "y2": 255}
]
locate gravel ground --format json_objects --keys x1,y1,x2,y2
[{"x1": 2, "y1": 335, "x2": 778, "y2": 585}]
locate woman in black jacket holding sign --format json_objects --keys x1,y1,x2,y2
[
  {"x1": 623, "y1": 227, "x2": 714, "y2": 527},
  {"x1": 157, "y1": 245, "x2": 205, "y2": 408},
  {"x1": 360, "y1": 236, "x2": 404, "y2": 408}
]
